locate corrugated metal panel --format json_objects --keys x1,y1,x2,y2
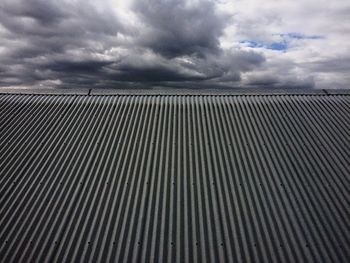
[{"x1": 0, "y1": 94, "x2": 349, "y2": 263}]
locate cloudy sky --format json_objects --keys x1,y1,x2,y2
[{"x1": 0, "y1": 0, "x2": 349, "y2": 89}]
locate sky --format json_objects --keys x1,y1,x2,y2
[{"x1": 0, "y1": 0, "x2": 349, "y2": 89}]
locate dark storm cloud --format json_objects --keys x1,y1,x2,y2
[
  {"x1": 1, "y1": 0, "x2": 65, "y2": 25},
  {"x1": 46, "y1": 60, "x2": 114, "y2": 74},
  {"x1": 133, "y1": 0, "x2": 228, "y2": 58},
  {"x1": 114, "y1": 64, "x2": 208, "y2": 82},
  {"x1": 246, "y1": 75, "x2": 315, "y2": 89},
  {"x1": 0, "y1": 0, "x2": 127, "y2": 87},
  {"x1": 0, "y1": 0, "x2": 123, "y2": 36},
  {"x1": 0, "y1": 0, "x2": 283, "y2": 89}
]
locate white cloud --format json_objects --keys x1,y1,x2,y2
[{"x1": 217, "y1": 0, "x2": 350, "y2": 88}]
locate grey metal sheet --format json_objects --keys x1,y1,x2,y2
[{"x1": 0, "y1": 94, "x2": 349, "y2": 262}]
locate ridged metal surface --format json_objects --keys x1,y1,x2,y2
[{"x1": 0, "y1": 94, "x2": 350, "y2": 263}]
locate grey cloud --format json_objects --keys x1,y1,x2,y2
[
  {"x1": 0, "y1": 0, "x2": 266, "y2": 89},
  {"x1": 304, "y1": 57, "x2": 350, "y2": 73},
  {"x1": 1, "y1": 0, "x2": 66, "y2": 25},
  {"x1": 45, "y1": 60, "x2": 114, "y2": 74},
  {"x1": 133, "y1": 0, "x2": 229, "y2": 58},
  {"x1": 0, "y1": 0, "x2": 124, "y2": 36},
  {"x1": 0, "y1": 0, "x2": 127, "y2": 87},
  {"x1": 1, "y1": 0, "x2": 338, "y2": 90},
  {"x1": 246, "y1": 75, "x2": 315, "y2": 89},
  {"x1": 113, "y1": 66, "x2": 206, "y2": 82}
]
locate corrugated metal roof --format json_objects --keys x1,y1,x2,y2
[{"x1": 0, "y1": 93, "x2": 349, "y2": 262}]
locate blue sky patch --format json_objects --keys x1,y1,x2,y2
[
  {"x1": 267, "y1": 42, "x2": 288, "y2": 51},
  {"x1": 241, "y1": 40, "x2": 289, "y2": 51},
  {"x1": 278, "y1": 33, "x2": 324, "y2": 40},
  {"x1": 241, "y1": 32, "x2": 324, "y2": 51}
]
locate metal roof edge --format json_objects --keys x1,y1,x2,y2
[
  {"x1": 0, "y1": 88, "x2": 350, "y2": 96},
  {"x1": 0, "y1": 88, "x2": 90, "y2": 95}
]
